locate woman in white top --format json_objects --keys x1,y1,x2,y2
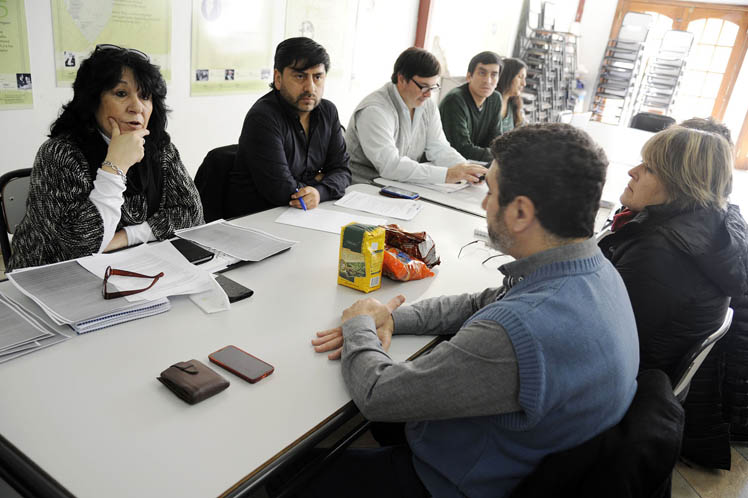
[{"x1": 8, "y1": 45, "x2": 203, "y2": 271}]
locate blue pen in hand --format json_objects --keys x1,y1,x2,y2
[{"x1": 295, "y1": 188, "x2": 307, "y2": 211}]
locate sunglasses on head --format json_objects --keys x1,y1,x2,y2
[{"x1": 94, "y1": 44, "x2": 150, "y2": 62}]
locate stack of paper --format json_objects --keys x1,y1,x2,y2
[
  {"x1": 76, "y1": 242, "x2": 216, "y2": 302},
  {"x1": 0, "y1": 292, "x2": 70, "y2": 363},
  {"x1": 176, "y1": 221, "x2": 297, "y2": 261},
  {"x1": 7, "y1": 260, "x2": 173, "y2": 334},
  {"x1": 412, "y1": 181, "x2": 471, "y2": 194},
  {"x1": 275, "y1": 207, "x2": 386, "y2": 234},
  {"x1": 334, "y1": 191, "x2": 423, "y2": 220}
]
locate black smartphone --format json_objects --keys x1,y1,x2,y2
[
  {"x1": 209, "y1": 345, "x2": 274, "y2": 383},
  {"x1": 171, "y1": 238, "x2": 214, "y2": 265},
  {"x1": 214, "y1": 274, "x2": 254, "y2": 303},
  {"x1": 379, "y1": 186, "x2": 420, "y2": 200}
]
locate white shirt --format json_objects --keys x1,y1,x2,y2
[
  {"x1": 346, "y1": 83, "x2": 465, "y2": 184},
  {"x1": 89, "y1": 131, "x2": 155, "y2": 252}
]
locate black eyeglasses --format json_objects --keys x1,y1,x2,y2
[
  {"x1": 102, "y1": 266, "x2": 164, "y2": 300},
  {"x1": 457, "y1": 240, "x2": 507, "y2": 266},
  {"x1": 94, "y1": 44, "x2": 150, "y2": 62},
  {"x1": 411, "y1": 78, "x2": 441, "y2": 94}
]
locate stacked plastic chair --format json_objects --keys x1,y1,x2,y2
[
  {"x1": 518, "y1": 28, "x2": 578, "y2": 123},
  {"x1": 633, "y1": 30, "x2": 694, "y2": 116},
  {"x1": 591, "y1": 12, "x2": 653, "y2": 125}
]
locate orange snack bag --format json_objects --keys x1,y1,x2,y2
[{"x1": 383, "y1": 247, "x2": 435, "y2": 281}]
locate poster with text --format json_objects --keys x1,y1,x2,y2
[
  {"x1": 51, "y1": 0, "x2": 171, "y2": 86},
  {"x1": 0, "y1": 0, "x2": 32, "y2": 109},
  {"x1": 283, "y1": 0, "x2": 356, "y2": 89},
  {"x1": 191, "y1": 0, "x2": 284, "y2": 96}
]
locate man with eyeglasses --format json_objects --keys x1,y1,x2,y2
[
  {"x1": 225, "y1": 37, "x2": 351, "y2": 217},
  {"x1": 345, "y1": 47, "x2": 487, "y2": 185}
]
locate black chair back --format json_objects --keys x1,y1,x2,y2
[
  {"x1": 0, "y1": 168, "x2": 32, "y2": 268},
  {"x1": 629, "y1": 112, "x2": 675, "y2": 132},
  {"x1": 510, "y1": 369, "x2": 684, "y2": 498},
  {"x1": 194, "y1": 145, "x2": 237, "y2": 223},
  {"x1": 672, "y1": 307, "x2": 733, "y2": 402}
]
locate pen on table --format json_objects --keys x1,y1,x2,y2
[{"x1": 295, "y1": 188, "x2": 307, "y2": 211}]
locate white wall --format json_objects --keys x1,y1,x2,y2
[
  {"x1": 423, "y1": 0, "x2": 617, "y2": 112},
  {"x1": 0, "y1": 0, "x2": 418, "y2": 177},
  {"x1": 575, "y1": 1, "x2": 619, "y2": 110},
  {"x1": 426, "y1": 0, "x2": 523, "y2": 75}
]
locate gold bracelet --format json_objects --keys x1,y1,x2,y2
[{"x1": 102, "y1": 160, "x2": 127, "y2": 183}]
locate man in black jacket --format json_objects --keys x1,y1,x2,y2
[{"x1": 225, "y1": 37, "x2": 351, "y2": 217}]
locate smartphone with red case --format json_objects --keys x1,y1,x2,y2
[{"x1": 208, "y1": 345, "x2": 274, "y2": 383}]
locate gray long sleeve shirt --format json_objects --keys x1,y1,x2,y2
[
  {"x1": 341, "y1": 238, "x2": 602, "y2": 423},
  {"x1": 342, "y1": 286, "x2": 521, "y2": 421}
]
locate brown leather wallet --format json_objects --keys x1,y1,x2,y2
[{"x1": 158, "y1": 359, "x2": 229, "y2": 404}]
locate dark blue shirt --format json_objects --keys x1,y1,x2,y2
[{"x1": 226, "y1": 90, "x2": 351, "y2": 216}]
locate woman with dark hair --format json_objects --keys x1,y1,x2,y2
[
  {"x1": 496, "y1": 58, "x2": 527, "y2": 133},
  {"x1": 8, "y1": 45, "x2": 203, "y2": 271}
]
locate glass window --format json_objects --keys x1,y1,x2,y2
[
  {"x1": 689, "y1": 18, "x2": 705, "y2": 40},
  {"x1": 718, "y1": 21, "x2": 739, "y2": 46},
  {"x1": 701, "y1": 18, "x2": 723, "y2": 45},
  {"x1": 688, "y1": 44, "x2": 714, "y2": 71},
  {"x1": 702, "y1": 72, "x2": 723, "y2": 97},
  {"x1": 710, "y1": 46, "x2": 732, "y2": 73},
  {"x1": 679, "y1": 70, "x2": 705, "y2": 95}
]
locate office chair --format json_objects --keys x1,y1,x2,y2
[
  {"x1": 509, "y1": 369, "x2": 684, "y2": 498},
  {"x1": 194, "y1": 144, "x2": 237, "y2": 223},
  {"x1": 629, "y1": 112, "x2": 675, "y2": 132},
  {"x1": 671, "y1": 307, "x2": 734, "y2": 403},
  {"x1": 437, "y1": 76, "x2": 466, "y2": 104},
  {"x1": 556, "y1": 110, "x2": 573, "y2": 124},
  {"x1": 0, "y1": 168, "x2": 32, "y2": 268}
]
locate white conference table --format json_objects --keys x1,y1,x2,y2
[
  {"x1": 375, "y1": 178, "x2": 489, "y2": 218},
  {"x1": 374, "y1": 121, "x2": 654, "y2": 229},
  {"x1": 375, "y1": 121, "x2": 654, "y2": 220},
  {"x1": 0, "y1": 184, "x2": 506, "y2": 498}
]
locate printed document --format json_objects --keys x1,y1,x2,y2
[
  {"x1": 0, "y1": 292, "x2": 70, "y2": 363},
  {"x1": 334, "y1": 191, "x2": 422, "y2": 220},
  {"x1": 274, "y1": 207, "x2": 386, "y2": 234},
  {"x1": 7, "y1": 260, "x2": 168, "y2": 328},
  {"x1": 77, "y1": 241, "x2": 215, "y2": 302},
  {"x1": 176, "y1": 220, "x2": 296, "y2": 261}
]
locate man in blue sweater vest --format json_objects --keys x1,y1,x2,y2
[{"x1": 311, "y1": 123, "x2": 640, "y2": 498}]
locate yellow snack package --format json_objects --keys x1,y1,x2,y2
[{"x1": 338, "y1": 223, "x2": 385, "y2": 293}]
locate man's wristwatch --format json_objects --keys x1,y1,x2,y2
[{"x1": 102, "y1": 160, "x2": 127, "y2": 183}]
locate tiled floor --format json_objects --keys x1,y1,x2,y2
[{"x1": 673, "y1": 445, "x2": 748, "y2": 498}]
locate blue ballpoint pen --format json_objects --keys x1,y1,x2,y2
[{"x1": 295, "y1": 188, "x2": 307, "y2": 211}]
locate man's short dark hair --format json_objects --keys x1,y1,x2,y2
[
  {"x1": 490, "y1": 123, "x2": 608, "y2": 239},
  {"x1": 390, "y1": 47, "x2": 440, "y2": 84},
  {"x1": 467, "y1": 51, "x2": 502, "y2": 75},
  {"x1": 271, "y1": 37, "x2": 330, "y2": 89},
  {"x1": 679, "y1": 117, "x2": 733, "y2": 148}
]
